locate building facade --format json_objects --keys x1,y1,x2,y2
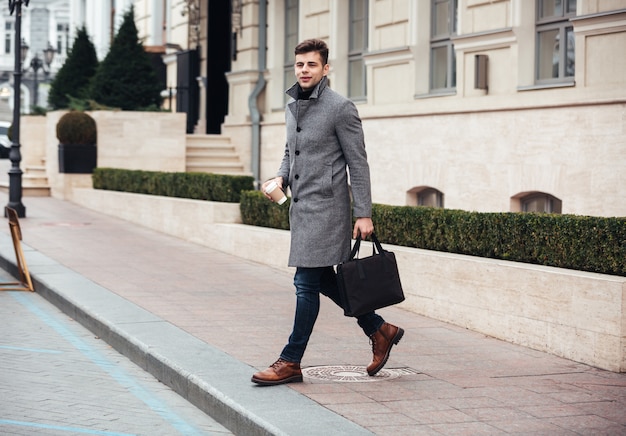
[
  {"x1": 216, "y1": 0, "x2": 625, "y2": 218},
  {"x1": 12, "y1": 1, "x2": 623, "y2": 218},
  {"x1": 0, "y1": 0, "x2": 70, "y2": 115},
  {"x1": 135, "y1": 0, "x2": 625, "y2": 217}
]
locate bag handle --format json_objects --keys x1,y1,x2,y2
[{"x1": 349, "y1": 232, "x2": 386, "y2": 260}]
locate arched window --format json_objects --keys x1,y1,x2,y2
[
  {"x1": 512, "y1": 192, "x2": 562, "y2": 213},
  {"x1": 407, "y1": 186, "x2": 444, "y2": 208}
]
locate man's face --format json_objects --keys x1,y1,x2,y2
[{"x1": 294, "y1": 51, "x2": 329, "y2": 90}]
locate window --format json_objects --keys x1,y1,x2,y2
[
  {"x1": 430, "y1": 0, "x2": 457, "y2": 92},
  {"x1": 536, "y1": 0, "x2": 576, "y2": 83},
  {"x1": 519, "y1": 192, "x2": 562, "y2": 213},
  {"x1": 284, "y1": 0, "x2": 299, "y2": 102},
  {"x1": 348, "y1": 0, "x2": 368, "y2": 100},
  {"x1": 407, "y1": 186, "x2": 444, "y2": 208},
  {"x1": 56, "y1": 23, "x2": 69, "y2": 56},
  {"x1": 5, "y1": 22, "x2": 13, "y2": 55}
]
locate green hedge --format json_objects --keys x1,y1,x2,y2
[
  {"x1": 240, "y1": 191, "x2": 625, "y2": 276},
  {"x1": 91, "y1": 174, "x2": 625, "y2": 276},
  {"x1": 240, "y1": 190, "x2": 290, "y2": 230},
  {"x1": 92, "y1": 168, "x2": 254, "y2": 203}
]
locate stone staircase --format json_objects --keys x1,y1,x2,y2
[
  {"x1": 0, "y1": 134, "x2": 248, "y2": 198},
  {"x1": 0, "y1": 159, "x2": 50, "y2": 197},
  {"x1": 185, "y1": 134, "x2": 247, "y2": 175}
]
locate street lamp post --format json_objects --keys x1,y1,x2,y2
[
  {"x1": 30, "y1": 55, "x2": 42, "y2": 108},
  {"x1": 6, "y1": 0, "x2": 30, "y2": 218},
  {"x1": 27, "y1": 44, "x2": 55, "y2": 108}
]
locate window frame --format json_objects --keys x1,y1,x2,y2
[
  {"x1": 407, "y1": 186, "x2": 445, "y2": 208},
  {"x1": 348, "y1": 0, "x2": 368, "y2": 101},
  {"x1": 519, "y1": 192, "x2": 562, "y2": 214},
  {"x1": 429, "y1": 0, "x2": 457, "y2": 93},
  {"x1": 535, "y1": 0, "x2": 576, "y2": 85},
  {"x1": 283, "y1": 0, "x2": 299, "y2": 103},
  {"x1": 4, "y1": 21, "x2": 13, "y2": 55}
]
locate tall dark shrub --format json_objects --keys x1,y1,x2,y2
[
  {"x1": 47, "y1": 27, "x2": 99, "y2": 109},
  {"x1": 90, "y1": 7, "x2": 163, "y2": 110}
]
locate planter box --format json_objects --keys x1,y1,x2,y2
[{"x1": 58, "y1": 143, "x2": 97, "y2": 174}]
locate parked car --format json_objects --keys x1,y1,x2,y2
[{"x1": 0, "y1": 121, "x2": 11, "y2": 158}]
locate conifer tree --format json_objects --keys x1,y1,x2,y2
[
  {"x1": 47, "y1": 26, "x2": 99, "y2": 109},
  {"x1": 90, "y1": 7, "x2": 163, "y2": 110}
]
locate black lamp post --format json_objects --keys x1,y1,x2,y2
[{"x1": 6, "y1": 0, "x2": 30, "y2": 218}]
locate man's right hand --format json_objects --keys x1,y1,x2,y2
[{"x1": 261, "y1": 177, "x2": 284, "y2": 200}]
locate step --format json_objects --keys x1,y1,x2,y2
[
  {"x1": 185, "y1": 162, "x2": 246, "y2": 174},
  {"x1": 0, "y1": 180, "x2": 50, "y2": 197},
  {"x1": 186, "y1": 155, "x2": 242, "y2": 165}
]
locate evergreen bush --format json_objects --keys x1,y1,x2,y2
[
  {"x1": 90, "y1": 7, "x2": 163, "y2": 110},
  {"x1": 48, "y1": 27, "x2": 99, "y2": 110}
]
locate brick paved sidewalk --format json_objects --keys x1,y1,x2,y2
[{"x1": 1, "y1": 194, "x2": 625, "y2": 435}]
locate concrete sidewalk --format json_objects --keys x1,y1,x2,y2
[{"x1": 0, "y1": 194, "x2": 625, "y2": 435}]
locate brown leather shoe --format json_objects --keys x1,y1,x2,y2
[
  {"x1": 251, "y1": 359, "x2": 303, "y2": 386},
  {"x1": 367, "y1": 322, "x2": 404, "y2": 376}
]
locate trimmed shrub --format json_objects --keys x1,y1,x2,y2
[
  {"x1": 56, "y1": 111, "x2": 97, "y2": 145},
  {"x1": 92, "y1": 168, "x2": 254, "y2": 203},
  {"x1": 240, "y1": 190, "x2": 290, "y2": 230}
]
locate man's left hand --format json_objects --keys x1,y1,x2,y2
[{"x1": 353, "y1": 217, "x2": 374, "y2": 239}]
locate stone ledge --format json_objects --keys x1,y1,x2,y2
[{"x1": 70, "y1": 187, "x2": 626, "y2": 372}]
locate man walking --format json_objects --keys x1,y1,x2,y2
[{"x1": 252, "y1": 39, "x2": 403, "y2": 386}]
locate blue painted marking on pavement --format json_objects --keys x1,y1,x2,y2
[
  {"x1": 11, "y1": 292, "x2": 202, "y2": 436},
  {"x1": 0, "y1": 344, "x2": 63, "y2": 354},
  {"x1": 0, "y1": 418, "x2": 135, "y2": 436}
]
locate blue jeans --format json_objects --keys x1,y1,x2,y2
[{"x1": 279, "y1": 266, "x2": 385, "y2": 363}]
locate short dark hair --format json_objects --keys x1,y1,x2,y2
[{"x1": 294, "y1": 39, "x2": 329, "y2": 65}]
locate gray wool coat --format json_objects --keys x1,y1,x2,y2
[{"x1": 277, "y1": 77, "x2": 372, "y2": 268}]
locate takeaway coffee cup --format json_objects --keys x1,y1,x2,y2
[{"x1": 265, "y1": 180, "x2": 287, "y2": 205}]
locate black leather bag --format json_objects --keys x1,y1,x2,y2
[{"x1": 336, "y1": 233, "x2": 405, "y2": 317}]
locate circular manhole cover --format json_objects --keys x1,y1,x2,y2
[{"x1": 302, "y1": 365, "x2": 418, "y2": 382}]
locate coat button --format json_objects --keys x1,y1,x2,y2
[
  {"x1": 293, "y1": 198, "x2": 299, "y2": 202},
  {"x1": 296, "y1": 127, "x2": 301, "y2": 132},
  {"x1": 295, "y1": 150, "x2": 300, "y2": 155},
  {"x1": 294, "y1": 174, "x2": 299, "y2": 179}
]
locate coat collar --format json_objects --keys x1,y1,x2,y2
[{"x1": 286, "y1": 76, "x2": 328, "y2": 101}]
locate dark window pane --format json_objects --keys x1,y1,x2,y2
[
  {"x1": 565, "y1": 26, "x2": 575, "y2": 76},
  {"x1": 567, "y1": 0, "x2": 576, "y2": 14},
  {"x1": 451, "y1": 45, "x2": 456, "y2": 87},
  {"x1": 352, "y1": 0, "x2": 366, "y2": 20},
  {"x1": 538, "y1": 28, "x2": 560, "y2": 79},
  {"x1": 431, "y1": 46, "x2": 448, "y2": 89},
  {"x1": 351, "y1": 21, "x2": 365, "y2": 51},
  {"x1": 540, "y1": 0, "x2": 562, "y2": 18},
  {"x1": 433, "y1": 0, "x2": 451, "y2": 37},
  {"x1": 349, "y1": 58, "x2": 365, "y2": 98}
]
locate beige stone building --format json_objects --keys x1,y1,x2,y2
[{"x1": 137, "y1": 0, "x2": 626, "y2": 218}]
